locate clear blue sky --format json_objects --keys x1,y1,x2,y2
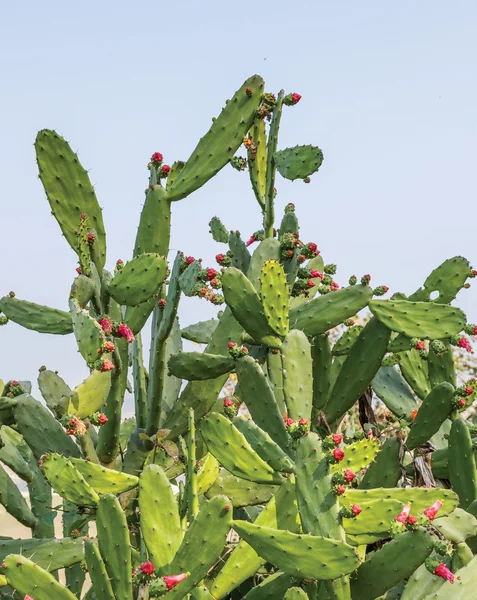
[{"x1": 1, "y1": 1, "x2": 476, "y2": 402}]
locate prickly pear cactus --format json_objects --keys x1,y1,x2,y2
[{"x1": 1, "y1": 75, "x2": 476, "y2": 600}]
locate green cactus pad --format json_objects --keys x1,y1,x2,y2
[
  {"x1": 205, "y1": 469, "x2": 279, "y2": 507},
  {"x1": 69, "y1": 458, "x2": 138, "y2": 494},
  {"x1": 41, "y1": 453, "x2": 99, "y2": 505},
  {"x1": 167, "y1": 75, "x2": 264, "y2": 201},
  {"x1": 275, "y1": 145, "x2": 324, "y2": 181},
  {"x1": 160, "y1": 317, "x2": 183, "y2": 424},
  {"x1": 266, "y1": 349, "x2": 287, "y2": 415},
  {"x1": 0, "y1": 537, "x2": 84, "y2": 571},
  {"x1": 168, "y1": 352, "x2": 235, "y2": 381},
  {"x1": 197, "y1": 453, "x2": 220, "y2": 495},
  {"x1": 247, "y1": 118, "x2": 267, "y2": 208},
  {"x1": 38, "y1": 368, "x2": 71, "y2": 412},
  {"x1": 163, "y1": 307, "x2": 244, "y2": 439},
  {"x1": 311, "y1": 334, "x2": 332, "y2": 412},
  {"x1": 372, "y1": 366, "x2": 417, "y2": 418},
  {"x1": 350, "y1": 529, "x2": 434, "y2": 600},
  {"x1": 139, "y1": 464, "x2": 182, "y2": 571},
  {"x1": 0, "y1": 462, "x2": 37, "y2": 528},
  {"x1": 229, "y1": 230, "x2": 251, "y2": 273},
  {"x1": 330, "y1": 438, "x2": 380, "y2": 475},
  {"x1": 199, "y1": 412, "x2": 283, "y2": 484},
  {"x1": 401, "y1": 563, "x2": 445, "y2": 600},
  {"x1": 408, "y1": 256, "x2": 471, "y2": 304},
  {"x1": 247, "y1": 239, "x2": 281, "y2": 290},
  {"x1": 232, "y1": 416, "x2": 295, "y2": 473},
  {"x1": 241, "y1": 574, "x2": 293, "y2": 599},
  {"x1": 209, "y1": 216, "x2": 229, "y2": 243},
  {"x1": 1, "y1": 554, "x2": 77, "y2": 600},
  {"x1": 108, "y1": 252, "x2": 167, "y2": 306},
  {"x1": 133, "y1": 184, "x2": 171, "y2": 257},
  {"x1": 35, "y1": 129, "x2": 106, "y2": 268},
  {"x1": 0, "y1": 427, "x2": 33, "y2": 482},
  {"x1": 70, "y1": 274, "x2": 95, "y2": 308},
  {"x1": 289, "y1": 284, "x2": 373, "y2": 337},
  {"x1": 179, "y1": 259, "x2": 202, "y2": 296},
  {"x1": 191, "y1": 586, "x2": 216, "y2": 600},
  {"x1": 210, "y1": 477, "x2": 299, "y2": 598},
  {"x1": 342, "y1": 499, "x2": 403, "y2": 542},
  {"x1": 166, "y1": 496, "x2": 232, "y2": 597},
  {"x1": 428, "y1": 341, "x2": 456, "y2": 387},
  {"x1": 332, "y1": 326, "x2": 363, "y2": 355},
  {"x1": 360, "y1": 437, "x2": 402, "y2": 489},
  {"x1": 296, "y1": 433, "x2": 344, "y2": 541},
  {"x1": 0, "y1": 295, "x2": 73, "y2": 334},
  {"x1": 369, "y1": 299, "x2": 466, "y2": 339},
  {"x1": 70, "y1": 301, "x2": 105, "y2": 363},
  {"x1": 449, "y1": 418, "x2": 477, "y2": 509},
  {"x1": 180, "y1": 319, "x2": 218, "y2": 344},
  {"x1": 284, "y1": 588, "x2": 309, "y2": 599},
  {"x1": 341, "y1": 487, "x2": 458, "y2": 515},
  {"x1": 326, "y1": 318, "x2": 391, "y2": 425},
  {"x1": 260, "y1": 260, "x2": 289, "y2": 336},
  {"x1": 96, "y1": 494, "x2": 132, "y2": 600},
  {"x1": 232, "y1": 521, "x2": 360, "y2": 580},
  {"x1": 84, "y1": 540, "x2": 115, "y2": 600},
  {"x1": 235, "y1": 355, "x2": 289, "y2": 452},
  {"x1": 406, "y1": 382, "x2": 455, "y2": 449},
  {"x1": 56, "y1": 369, "x2": 111, "y2": 418},
  {"x1": 13, "y1": 394, "x2": 81, "y2": 459},
  {"x1": 222, "y1": 267, "x2": 282, "y2": 347},
  {"x1": 281, "y1": 329, "x2": 313, "y2": 422},
  {"x1": 398, "y1": 349, "x2": 431, "y2": 400},
  {"x1": 433, "y1": 508, "x2": 477, "y2": 543}
]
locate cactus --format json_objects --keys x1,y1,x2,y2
[{"x1": 1, "y1": 75, "x2": 477, "y2": 599}]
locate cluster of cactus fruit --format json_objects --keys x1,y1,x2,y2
[{"x1": 1, "y1": 75, "x2": 477, "y2": 600}]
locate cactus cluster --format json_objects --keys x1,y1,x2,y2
[{"x1": 1, "y1": 75, "x2": 477, "y2": 599}]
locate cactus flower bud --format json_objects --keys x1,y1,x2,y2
[
  {"x1": 227, "y1": 342, "x2": 237, "y2": 349},
  {"x1": 330, "y1": 281, "x2": 340, "y2": 291},
  {"x1": 25, "y1": 595, "x2": 34, "y2": 600},
  {"x1": 76, "y1": 267, "x2": 82, "y2": 275},
  {"x1": 349, "y1": 275, "x2": 357, "y2": 285},
  {"x1": 98, "y1": 414, "x2": 108, "y2": 425},
  {"x1": 458, "y1": 398, "x2": 466, "y2": 408},
  {"x1": 163, "y1": 573, "x2": 189, "y2": 590},
  {"x1": 373, "y1": 285, "x2": 389, "y2": 296},
  {"x1": 284, "y1": 92, "x2": 302, "y2": 106},
  {"x1": 344, "y1": 469, "x2": 356, "y2": 482},
  {"x1": 413, "y1": 339, "x2": 425, "y2": 351},
  {"x1": 185, "y1": 256, "x2": 195, "y2": 265},
  {"x1": 307, "y1": 279, "x2": 315, "y2": 289},
  {"x1": 285, "y1": 202, "x2": 295, "y2": 213},
  {"x1": 116, "y1": 324, "x2": 135, "y2": 343},
  {"x1": 98, "y1": 318, "x2": 113, "y2": 335},
  {"x1": 101, "y1": 360, "x2": 115, "y2": 372},
  {"x1": 333, "y1": 448, "x2": 345, "y2": 462},
  {"x1": 351, "y1": 504, "x2": 362, "y2": 516},
  {"x1": 361, "y1": 274, "x2": 371, "y2": 285},
  {"x1": 223, "y1": 398, "x2": 234, "y2": 407},
  {"x1": 410, "y1": 409, "x2": 418, "y2": 422},
  {"x1": 161, "y1": 164, "x2": 171, "y2": 176},
  {"x1": 140, "y1": 561, "x2": 155, "y2": 575},
  {"x1": 423, "y1": 500, "x2": 443, "y2": 521},
  {"x1": 434, "y1": 563, "x2": 454, "y2": 583},
  {"x1": 310, "y1": 270, "x2": 323, "y2": 279},
  {"x1": 104, "y1": 341, "x2": 115, "y2": 353},
  {"x1": 285, "y1": 417, "x2": 296, "y2": 427},
  {"x1": 395, "y1": 504, "x2": 411, "y2": 523},
  {"x1": 466, "y1": 386, "x2": 474, "y2": 395},
  {"x1": 336, "y1": 484, "x2": 346, "y2": 495},
  {"x1": 87, "y1": 231, "x2": 95, "y2": 244},
  {"x1": 0, "y1": 315, "x2": 8, "y2": 326},
  {"x1": 332, "y1": 434, "x2": 343, "y2": 445},
  {"x1": 151, "y1": 152, "x2": 163, "y2": 163},
  {"x1": 216, "y1": 254, "x2": 225, "y2": 264},
  {"x1": 245, "y1": 87, "x2": 253, "y2": 96},
  {"x1": 406, "y1": 514, "x2": 417, "y2": 525},
  {"x1": 207, "y1": 268, "x2": 218, "y2": 280}
]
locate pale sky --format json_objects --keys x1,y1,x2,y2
[{"x1": 1, "y1": 1, "x2": 476, "y2": 407}]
